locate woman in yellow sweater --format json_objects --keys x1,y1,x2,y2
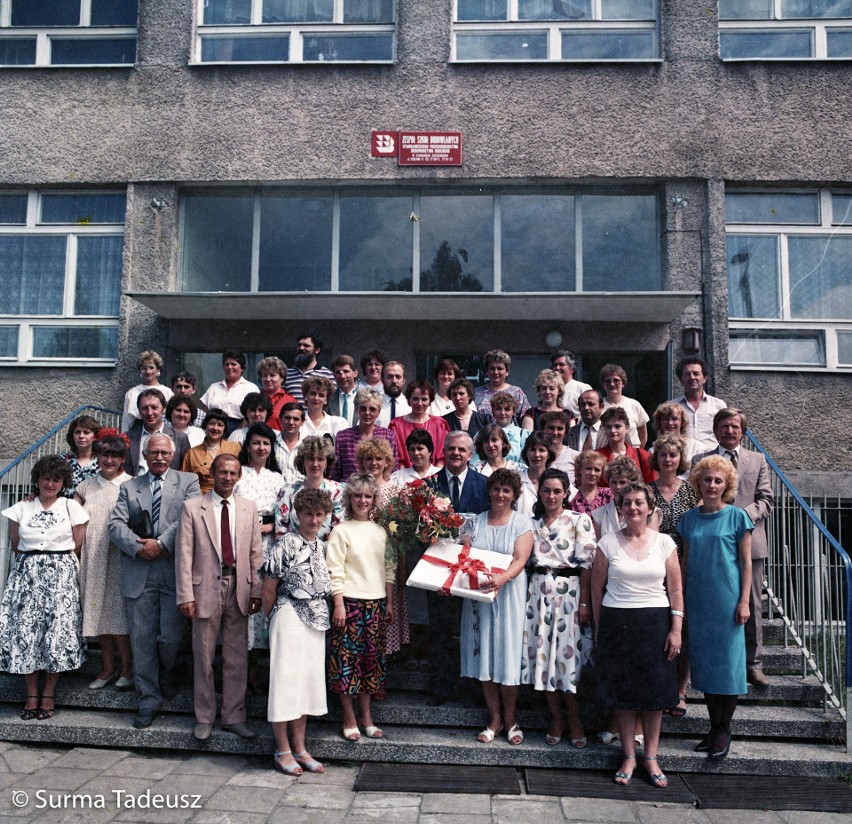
[{"x1": 326, "y1": 473, "x2": 395, "y2": 742}]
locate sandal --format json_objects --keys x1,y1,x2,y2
[
  {"x1": 545, "y1": 733, "x2": 561, "y2": 747},
  {"x1": 571, "y1": 736, "x2": 587, "y2": 749},
  {"x1": 273, "y1": 750, "x2": 303, "y2": 777},
  {"x1": 597, "y1": 730, "x2": 620, "y2": 745},
  {"x1": 476, "y1": 724, "x2": 503, "y2": 743},
  {"x1": 506, "y1": 723, "x2": 524, "y2": 745},
  {"x1": 342, "y1": 726, "x2": 361, "y2": 741},
  {"x1": 668, "y1": 696, "x2": 688, "y2": 718},
  {"x1": 614, "y1": 754, "x2": 636, "y2": 786},
  {"x1": 293, "y1": 751, "x2": 324, "y2": 773},
  {"x1": 21, "y1": 696, "x2": 39, "y2": 721},
  {"x1": 644, "y1": 756, "x2": 668, "y2": 788},
  {"x1": 37, "y1": 695, "x2": 55, "y2": 721},
  {"x1": 363, "y1": 725, "x2": 383, "y2": 739}
]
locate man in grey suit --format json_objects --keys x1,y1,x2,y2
[
  {"x1": 694, "y1": 407, "x2": 774, "y2": 687},
  {"x1": 109, "y1": 433, "x2": 201, "y2": 728}
]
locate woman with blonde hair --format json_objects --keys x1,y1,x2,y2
[
  {"x1": 121, "y1": 350, "x2": 173, "y2": 432},
  {"x1": 570, "y1": 450, "x2": 612, "y2": 515},
  {"x1": 651, "y1": 403, "x2": 701, "y2": 469},
  {"x1": 521, "y1": 369, "x2": 565, "y2": 432}
]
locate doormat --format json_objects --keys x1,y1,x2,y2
[
  {"x1": 354, "y1": 762, "x2": 521, "y2": 795},
  {"x1": 681, "y1": 773, "x2": 852, "y2": 812},
  {"x1": 525, "y1": 768, "x2": 696, "y2": 804}
]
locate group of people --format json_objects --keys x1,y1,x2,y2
[{"x1": 0, "y1": 336, "x2": 773, "y2": 788}]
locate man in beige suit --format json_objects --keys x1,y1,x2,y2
[{"x1": 176, "y1": 453, "x2": 263, "y2": 741}]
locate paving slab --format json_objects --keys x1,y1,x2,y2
[
  {"x1": 267, "y1": 807, "x2": 349, "y2": 824},
  {"x1": 280, "y1": 784, "x2": 355, "y2": 809},
  {"x1": 190, "y1": 812, "x2": 269, "y2": 824},
  {"x1": 419, "y1": 793, "x2": 491, "y2": 815},
  {"x1": 203, "y1": 784, "x2": 285, "y2": 813},
  {"x1": 102, "y1": 754, "x2": 187, "y2": 780},
  {"x1": 777, "y1": 813, "x2": 852, "y2": 824},
  {"x1": 492, "y1": 796, "x2": 563, "y2": 824},
  {"x1": 419, "y1": 815, "x2": 492, "y2": 824},
  {"x1": 350, "y1": 792, "x2": 422, "y2": 808},
  {"x1": 224, "y1": 765, "x2": 296, "y2": 788},
  {"x1": 634, "y1": 801, "x2": 713, "y2": 824},
  {"x1": 701, "y1": 811, "x2": 785, "y2": 824},
  {"x1": 561, "y1": 795, "x2": 639, "y2": 822},
  {"x1": 299, "y1": 764, "x2": 359, "y2": 785},
  {"x1": 52, "y1": 748, "x2": 132, "y2": 771},
  {"x1": 1, "y1": 746, "x2": 65, "y2": 775},
  {"x1": 171, "y1": 754, "x2": 251, "y2": 776},
  {"x1": 13, "y1": 767, "x2": 103, "y2": 791}
]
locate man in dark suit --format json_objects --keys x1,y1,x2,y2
[
  {"x1": 694, "y1": 407, "x2": 774, "y2": 687},
  {"x1": 109, "y1": 433, "x2": 200, "y2": 728},
  {"x1": 426, "y1": 431, "x2": 490, "y2": 705},
  {"x1": 566, "y1": 390, "x2": 606, "y2": 451},
  {"x1": 125, "y1": 388, "x2": 190, "y2": 476}
]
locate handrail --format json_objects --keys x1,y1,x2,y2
[
  {"x1": 745, "y1": 429, "x2": 851, "y2": 750},
  {"x1": 0, "y1": 405, "x2": 122, "y2": 592}
]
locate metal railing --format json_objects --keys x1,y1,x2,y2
[
  {"x1": 0, "y1": 405, "x2": 122, "y2": 592},
  {"x1": 745, "y1": 430, "x2": 851, "y2": 750}
]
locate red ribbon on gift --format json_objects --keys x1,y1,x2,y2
[{"x1": 421, "y1": 544, "x2": 499, "y2": 595}]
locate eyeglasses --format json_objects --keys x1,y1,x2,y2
[{"x1": 145, "y1": 450, "x2": 173, "y2": 457}]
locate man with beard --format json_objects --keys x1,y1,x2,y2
[
  {"x1": 377, "y1": 360, "x2": 411, "y2": 427},
  {"x1": 284, "y1": 332, "x2": 334, "y2": 402}
]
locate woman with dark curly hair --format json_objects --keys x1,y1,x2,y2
[
  {"x1": 61, "y1": 414, "x2": 102, "y2": 496},
  {"x1": 390, "y1": 380, "x2": 450, "y2": 468},
  {"x1": 0, "y1": 455, "x2": 89, "y2": 720},
  {"x1": 181, "y1": 409, "x2": 241, "y2": 493}
]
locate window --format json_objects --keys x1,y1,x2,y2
[
  {"x1": 0, "y1": 0, "x2": 137, "y2": 66},
  {"x1": 726, "y1": 189, "x2": 852, "y2": 371},
  {"x1": 195, "y1": 0, "x2": 395, "y2": 63},
  {"x1": 0, "y1": 190, "x2": 124, "y2": 365},
  {"x1": 719, "y1": 1, "x2": 852, "y2": 60},
  {"x1": 181, "y1": 186, "x2": 660, "y2": 294},
  {"x1": 452, "y1": 0, "x2": 659, "y2": 62}
]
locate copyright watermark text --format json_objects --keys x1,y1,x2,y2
[{"x1": 11, "y1": 789, "x2": 202, "y2": 810}]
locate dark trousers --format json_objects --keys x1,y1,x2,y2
[
  {"x1": 427, "y1": 591, "x2": 461, "y2": 700},
  {"x1": 746, "y1": 558, "x2": 765, "y2": 669}
]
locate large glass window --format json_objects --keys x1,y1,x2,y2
[
  {"x1": 0, "y1": 0, "x2": 137, "y2": 67},
  {"x1": 0, "y1": 190, "x2": 125, "y2": 365},
  {"x1": 719, "y1": 0, "x2": 852, "y2": 59},
  {"x1": 453, "y1": 0, "x2": 659, "y2": 61},
  {"x1": 181, "y1": 186, "x2": 660, "y2": 295},
  {"x1": 196, "y1": 0, "x2": 395, "y2": 63},
  {"x1": 726, "y1": 189, "x2": 852, "y2": 371}
]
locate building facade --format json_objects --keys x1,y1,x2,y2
[{"x1": 0, "y1": 0, "x2": 850, "y2": 494}]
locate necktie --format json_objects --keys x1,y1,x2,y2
[
  {"x1": 582, "y1": 427, "x2": 594, "y2": 451},
  {"x1": 451, "y1": 475, "x2": 461, "y2": 512},
  {"x1": 341, "y1": 393, "x2": 349, "y2": 422},
  {"x1": 151, "y1": 477, "x2": 162, "y2": 535},
  {"x1": 390, "y1": 397, "x2": 397, "y2": 420},
  {"x1": 727, "y1": 450, "x2": 738, "y2": 467},
  {"x1": 221, "y1": 499, "x2": 235, "y2": 567}
]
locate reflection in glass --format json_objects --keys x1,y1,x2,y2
[
  {"x1": 91, "y1": 0, "x2": 138, "y2": 26},
  {"x1": 11, "y1": 0, "x2": 79, "y2": 26},
  {"x1": 0, "y1": 327, "x2": 17, "y2": 358},
  {"x1": 456, "y1": 31, "x2": 548, "y2": 59},
  {"x1": 419, "y1": 195, "x2": 493, "y2": 292},
  {"x1": 501, "y1": 194, "x2": 575, "y2": 292},
  {"x1": 204, "y1": 0, "x2": 252, "y2": 24},
  {"x1": 0, "y1": 38, "x2": 36, "y2": 65},
  {"x1": 457, "y1": 0, "x2": 508, "y2": 21},
  {"x1": 32, "y1": 326, "x2": 118, "y2": 360},
  {"x1": 303, "y1": 32, "x2": 393, "y2": 60},
  {"x1": 562, "y1": 30, "x2": 656, "y2": 58},
  {"x1": 343, "y1": 0, "x2": 395, "y2": 23},
  {"x1": 41, "y1": 193, "x2": 126, "y2": 224},
  {"x1": 837, "y1": 332, "x2": 852, "y2": 365},
  {"x1": 0, "y1": 195, "x2": 28, "y2": 224},
  {"x1": 718, "y1": 0, "x2": 772, "y2": 20},
  {"x1": 725, "y1": 192, "x2": 820, "y2": 224},
  {"x1": 0, "y1": 236, "x2": 66, "y2": 315},
  {"x1": 781, "y1": 0, "x2": 852, "y2": 19},
  {"x1": 720, "y1": 30, "x2": 812, "y2": 58},
  {"x1": 726, "y1": 235, "x2": 780, "y2": 319},
  {"x1": 788, "y1": 236, "x2": 852, "y2": 320},
  {"x1": 827, "y1": 28, "x2": 852, "y2": 55},
  {"x1": 518, "y1": 0, "x2": 590, "y2": 20},
  {"x1": 582, "y1": 195, "x2": 659, "y2": 291},
  {"x1": 339, "y1": 195, "x2": 413, "y2": 291},
  {"x1": 263, "y1": 0, "x2": 333, "y2": 22},
  {"x1": 201, "y1": 35, "x2": 290, "y2": 61},
  {"x1": 600, "y1": 0, "x2": 655, "y2": 20},
  {"x1": 729, "y1": 331, "x2": 824, "y2": 366},
  {"x1": 75, "y1": 236, "x2": 123, "y2": 315},
  {"x1": 832, "y1": 194, "x2": 852, "y2": 225},
  {"x1": 183, "y1": 194, "x2": 253, "y2": 291},
  {"x1": 51, "y1": 37, "x2": 136, "y2": 64},
  {"x1": 259, "y1": 194, "x2": 333, "y2": 291}
]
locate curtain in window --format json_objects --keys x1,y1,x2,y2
[
  {"x1": 344, "y1": 0, "x2": 393, "y2": 23},
  {"x1": 0, "y1": 236, "x2": 66, "y2": 314},
  {"x1": 263, "y1": 0, "x2": 332, "y2": 22},
  {"x1": 75, "y1": 236, "x2": 123, "y2": 315},
  {"x1": 457, "y1": 0, "x2": 507, "y2": 22}
]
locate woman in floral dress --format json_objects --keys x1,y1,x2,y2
[{"x1": 522, "y1": 468, "x2": 596, "y2": 748}]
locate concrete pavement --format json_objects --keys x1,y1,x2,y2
[{"x1": 0, "y1": 742, "x2": 846, "y2": 824}]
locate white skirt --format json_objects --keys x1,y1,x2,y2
[{"x1": 267, "y1": 600, "x2": 328, "y2": 723}]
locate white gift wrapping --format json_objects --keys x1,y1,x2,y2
[{"x1": 406, "y1": 542, "x2": 511, "y2": 603}]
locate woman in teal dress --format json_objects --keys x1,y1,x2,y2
[
  {"x1": 677, "y1": 455, "x2": 753, "y2": 760},
  {"x1": 460, "y1": 468, "x2": 534, "y2": 746}
]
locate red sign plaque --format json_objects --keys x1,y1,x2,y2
[
  {"x1": 371, "y1": 131, "x2": 399, "y2": 157},
  {"x1": 398, "y1": 131, "x2": 463, "y2": 166}
]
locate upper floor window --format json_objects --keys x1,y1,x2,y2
[
  {"x1": 726, "y1": 189, "x2": 852, "y2": 371},
  {"x1": 719, "y1": 1, "x2": 852, "y2": 60},
  {"x1": 452, "y1": 0, "x2": 660, "y2": 62},
  {"x1": 0, "y1": 0, "x2": 137, "y2": 67},
  {"x1": 0, "y1": 190, "x2": 125, "y2": 366},
  {"x1": 181, "y1": 186, "x2": 660, "y2": 294},
  {"x1": 195, "y1": 0, "x2": 395, "y2": 63}
]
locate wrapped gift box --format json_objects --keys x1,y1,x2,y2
[{"x1": 406, "y1": 542, "x2": 511, "y2": 603}]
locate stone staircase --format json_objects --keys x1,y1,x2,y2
[{"x1": 0, "y1": 618, "x2": 847, "y2": 779}]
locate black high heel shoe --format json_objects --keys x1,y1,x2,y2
[{"x1": 709, "y1": 733, "x2": 731, "y2": 759}]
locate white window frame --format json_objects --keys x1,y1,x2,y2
[
  {"x1": 0, "y1": 0, "x2": 136, "y2": 67},
  {"x1": 451, "y1": 0, "x2": 661, "y2": 63},
  {"x1": 726, "y1": 188, "x2": 852, "y2": 373},
  {"x1": 0, "y1": 190, "x2": 124, "y2": 367},
  {"x1": 193, "y1": 0, "x2": 396, "y2": 64},
  {"x1": 719, "y1": 1, "x2": 852, "y2": 61}
]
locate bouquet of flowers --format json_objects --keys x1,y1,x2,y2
[{"x1": 375, "y1": 479, "x2": 464, "y2": 563}]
